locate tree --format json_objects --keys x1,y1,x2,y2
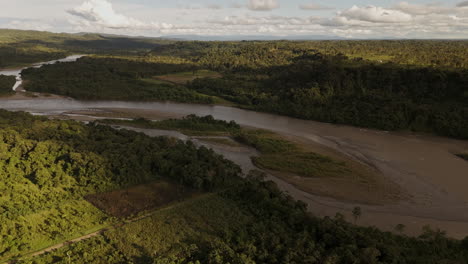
[
  {"x1": 352, "y1": 207, "x2": 362, "y2": 224},
  {"x1": 395, "y1": 224, "x2": 406, "y2": 235}
]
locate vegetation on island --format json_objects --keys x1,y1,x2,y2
[
  {"x1": 104, "y1": 115, "x2": 240, "y2": 136},
  {"x1": 101, "y1": 115, "x2": 393, "y2": 183},
  {"x1": 0, "y1": 75, "x2": 15, "y2": 96}
]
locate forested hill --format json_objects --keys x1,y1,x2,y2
[{"x1": 0, "y1": 29, "x2": 173, "y2": 68}]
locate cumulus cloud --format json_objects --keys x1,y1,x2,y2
[
  {"x1": 299, "y1": 3, "x2": 333, "y2": 10},
  {"x1": 338, "y1": 5, "x2": 412, "y2": 23},
  {"x1": 395, "y1": 2, "x2": 452, "y2": 15},
  {"x1": 208, "y1": 15, "x2": 320, "y2": 26},
  {"x1": 247, "y1": 0, "x2": 279, "y2": 11},
  {"x1": 315, "y1": 3, "x2": 468, "y2": 38},
  {"x1": 67, "y1": 0, "x2": 172, "y2": 30},
  {"x1": 3, "y1": 0, "x2": 468, "y2": 39}
]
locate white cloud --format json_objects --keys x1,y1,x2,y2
[
  {"x1": 67, "y1": 0, "x2": 172, "y2": 31},
  {"x1": 208, "y1": 15, "x2": 319, "y2": 26},
  {"x1": 247, "y1": 0, "x2": 279, "y2": 11},
  {"x1": 338, "y1": 5, "x2": 412, "y2": 24},
  {"x1": 1, "y1": 0, "x2": 468, "y2": 39},
  {"x1": 395, "y1": 2, "x2": 452, "y2": 15},
  {"x1": 299, "y1": 3, "x2": 333, "y2": 10}
]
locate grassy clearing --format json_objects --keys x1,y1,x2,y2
[
  {"x1": 255, "y1": 152, "x2": 350, "y2": 178},
  {"x1": 105, "y1": 194, "x2": 251, "y2": 262},
  {"x1": 86, "y1": 180, "x2": 196, "y2": 218},
  {"x1": 233, "y1": 129, "x2": 352, "y2": 178},
  {"x1": 0, "y1": 200, "x2": 111, "y2": 262},
  {"x1": 154, "y1": 69, "x2": 221, "y2": 85},
  {"x1": 16, "y1": 194, "x2": 241, "y2": 264}
]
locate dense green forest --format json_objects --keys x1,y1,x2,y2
[
  {"x1": 149, "y1": 40, "x2": 468, "y2": 69},
  {"x1": 0, "y1": 75, "x2": 15, "y2": 95},
  {"x1": 21, "y1": 57, "x2": 218, "y2": 103},
  {"x1": 0, "y1": 110, "x2": 240, "y2": 261},
  {"x1": 23, "y1": 43, "x2": 468, "y2": 139}
]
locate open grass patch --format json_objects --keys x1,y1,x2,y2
[
  {"x1": 233, "y1": 129, "x2": 296, "y2": 153},
  {"x1": 86, "y1": 180, "x2": 197, "y2": 218},
  {"x1": 234, "y1": 129, "x2": 351, "y2": 178},
  {"x1": 0, "y1": 200, "x2": 111, "y2": 262},
  {"x1": 254, "y1": 152, "x2": 350, "y2": 178},
  {"x1": 154, "y1": 69, "x2": 221, "y2": 85}
]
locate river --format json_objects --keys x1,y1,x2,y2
[
  {"x1": 0, "y1": 58, "x2": 468, "y2": 238},
  {"x1": 0, "y1": 55, "x2": 85, "y2": 91}
]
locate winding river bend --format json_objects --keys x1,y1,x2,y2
[
  {"x1": 0, "y1": 55, "x2": 84, "y2": 91},
  {"x1": 1, "y1": 58, "x2": 468, "y2": 238}
]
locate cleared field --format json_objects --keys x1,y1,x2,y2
[
  {"x1": 154, "y1": 69, "x2": 221, "y2": 85},
  {"x1": 86, "y1": 181, "x2": 197, "y2": 218}
]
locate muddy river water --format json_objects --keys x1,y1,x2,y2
[{"x1": 1, "y1": 59, "x2": 468, "y2": 238}]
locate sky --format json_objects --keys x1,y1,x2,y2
[{"x1": 1, "y1": 0, "x2": 468, "y2": 38}]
